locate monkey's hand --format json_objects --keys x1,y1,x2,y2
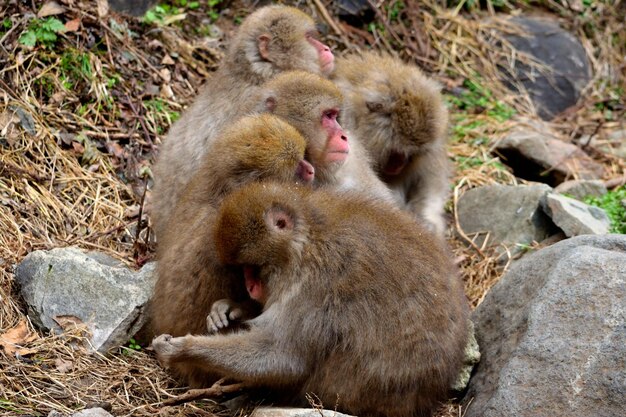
[
  {"x1": 152, "y1": 334, "x2": 184, "y2": 367},
  {"x1": 207, "y1": 299, "x2": 246, "y2": 333}
]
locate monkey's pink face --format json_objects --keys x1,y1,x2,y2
[
  {"x1": 321, "y1": 109, "x2": 349, "y2": 163},
  {"x1": 306, "y1": 33, "x2": 334, "y2": 75}
]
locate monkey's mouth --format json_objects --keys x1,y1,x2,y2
[
  {"x1": 383, "y1": 151, "x2": 408, "y2": 176},
  {"x1": 243, "y1": 265, "x2": 263, "y2": 301}
]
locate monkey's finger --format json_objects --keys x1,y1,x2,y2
[
  {"x1": 229, "y1": 307, "x2": 244, "y2": 321},
  {"x1": 207, "y1": 313, "x2": 222, "y2": 333}
]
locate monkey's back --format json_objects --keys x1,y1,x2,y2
[{"x1": 298, "y1": 192, "x2": 469, "y2": 417}]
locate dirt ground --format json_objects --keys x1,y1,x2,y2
[{"x1": 0, "y1": 0, "x2": 624, "y2": 416}]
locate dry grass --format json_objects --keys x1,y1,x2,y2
[{"x1": 0, "y1": 0, "x2": 623, "y2": 416}]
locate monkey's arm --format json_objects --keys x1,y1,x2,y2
[
  {"x1": 152, "y1": 328, "x2": 307, "y2": 386},
  {"x1": 404, "y1": 147, "x2": 450, "y2": 236}
]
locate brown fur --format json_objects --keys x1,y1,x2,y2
[
  {"x1": 254, "y1": 71, "x2": 396, "y2": 203},
  {"x1": 150, "y1": 115, "x2": 309, "y2": 386},
  {"x1": 152, "y1": 6, "x2": 328, "y2": 236},
  {"x1": 332, "y1": 52, "x2": 450, "y2": 236},
  {"x1": 153, "y1": 182, "x2": 469, "y2": 417}
]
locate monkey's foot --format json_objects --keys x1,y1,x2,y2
[{"x1": 207, "y1": 298, "x2": 244, "y2": 333}]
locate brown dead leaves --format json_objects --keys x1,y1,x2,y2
[{"x1": 0, "y1": 320, "x2": 39, "y2": 356}]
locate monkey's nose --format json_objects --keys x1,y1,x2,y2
[{"x1": 341, "y1": 135, "x2": 348, "y2": 141}]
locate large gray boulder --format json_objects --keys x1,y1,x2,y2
[
  {"x1": 15, "y1": 247, "x2": 157, "y2": 352},
  {"x1": 456, "y1": 183, "x2": 556, "y2": 258},
  {"x1": 499, "y1": 16, "x2": 592, "y2": 120},
  {"x1": 464, "y1": 235, "x2": 626, "y2": 417}
]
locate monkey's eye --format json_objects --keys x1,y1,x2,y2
[
  {"x1": 306, "y1": 30, "x2": 320, "y2": 39},
  {"x1": 323, "y1": 109, "x2": 338, "y2": 120}
]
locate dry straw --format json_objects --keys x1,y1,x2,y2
[{"x1": 0, "y1": 0, "x2": 623, "y2": 416}]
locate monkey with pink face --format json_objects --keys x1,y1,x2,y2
[
  {"x1": 153, "y1": 182, "x2": 470, "y2": 417},
  {"x1": 152, "y1": 5, "x2": 336, "y2": 236}
]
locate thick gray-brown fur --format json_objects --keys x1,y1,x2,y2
[
  {"x1": 153, "y1": 182, "x2": 469, "y2": 417},
  {"x1": 332, "y1": 52, "x2": 451, "y2": 236},
  {"x1": 152, "y1": 6, "x2": 329, "y2": 235}
]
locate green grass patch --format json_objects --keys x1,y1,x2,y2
[
  {"x1": 585, "y1": 186, "x2": 626, "y2": 234},
  {"x1": 19, "y1": 17, "x2": 65, "y2": 48}
]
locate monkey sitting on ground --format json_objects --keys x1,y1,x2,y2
[
  {"x1": 153, "y1": 182, "x2": 470, "y2": 417},
  {"x1": 150, "y1": 114, "x2": 314, "y2": 386},
  {"x1": 152, "y1": 5, "x2": 335, "y2": 236},
  {"x1": 332, "y1": 52, "x2": 450, "y2": 237}
]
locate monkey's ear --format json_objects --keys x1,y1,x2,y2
[
  {"x1": 265, "y1": 96, "x2": 277, "y2": 112},
  {"x1": 258, "y1": 34, "x2": 271, "y2": 60},
  {"x1": 366, "y1": 101, "x2": 386, "y2": 113},
  {"x1": 265, "y1": 206, "x2": 294, "y2": 232}
]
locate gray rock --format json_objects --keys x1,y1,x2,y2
[
  {"x1": 336, "y1": 0, "x2": 375, "y2": 24},
  {"x1": 464, "y1": 235, "x2": 626, "y2": 417},
  {"x1": 501, "y1": 17, "x2": 592, "y2": 120},
  {"x1": 108, "y1": 0, "x2": 158, "y2": 16},
  {"x1": 457, "y1": 183, "x2": 556, "y2": 258},
  {"x1": 577, "y1": 129, "x2": 626, "y2": 160},
  {"x1": 541, "y1": 193, "x2": 611, "y2": 236},
  {"x1": 15, "y1": 247, "x2": 157, "y2": 352},
  {"x1": 48, "y1": 408, "x2": 113, "y2": 417},
  {"x1": 495, "y1": 121, "x2": 605, "y2": 186},
  {"x1": 252, "y1": 408, "x2": 355, "y2": 417},
  {"x1": 554, "y1": 179, "x2": 607, "y2": 200},
  {"x1": 72, "y1": 408, "x2": 114, "y2": 417}
]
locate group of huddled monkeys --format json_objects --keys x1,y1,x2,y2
[{"x1": 147, "y1": 5, "x2": 469, "y2": 417}]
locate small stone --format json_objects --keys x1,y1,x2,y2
[
  {"x1": 15, "y1": 247, "x2": 157, "y2": 352},
  {"x1": 541, "y1": 193, "x2": 610, "y2": 236},
  {"x1": 251, "y1": 408, "x2": 355, "y2": 417},
  {"x1": 495, "y1": 120, "x2": 604, "y2": 186},
  {"x1": 554, "y1": 179, "x2": 607, "y2": 200},
  {"x1": 457, "y1": 183, "x2": 556, "y2": 258}
]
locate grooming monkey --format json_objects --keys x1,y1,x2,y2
[
  {"x1": 150, "y1": 114, "x2": 314, "y2": 386},
  {"x1": 332, "y1": 52, "x2": 450, "y2": 236},
  {"x1": 250, "y1": 71, "x2": 395, "y2": 203},
  {"x1": 152, "y1": 5, "x2": 334, "y2": 234},
  {"x1": 153, "y1": 183, "x2": 469, "y2": 417}
]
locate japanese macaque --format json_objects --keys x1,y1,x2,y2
[
  {"x1": 252, "y1": 70, "x2": 396, "y2": 203},
  {"x1": 153, "y1": 182, "x2": 469, "y2": 417},
  {"x1": 150, "y1": 115, "x2": 314, "y2": 386},
  {"x1": 332, "y1": 52, "x2": 450, "y2": 236},
  {"x1": 152, "y1": 5, "x2": 334, "y2": 235}
]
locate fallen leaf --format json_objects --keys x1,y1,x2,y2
[
  {"x1": 72, "y1": 141, "x2": 85, "y2": 154},
  {"x1": 96, "y1": 0, "x2": 109, "y2": 18},
  {"x1": 38, "y1": 1, "x2": 66, "y2": 18},
  {"x1": 0, "y1": 320, "x2": 39, "y2": 356},
  {"x1": 53, "y1": 315, "x2": 87, "y2": 332},
  {"x1": 55, "y1": 357, "x2": 74, "y2": 373},
  {"x1": 64, "y1": 18, "x2": 80, "y2": 32},
  {"x1": 106, "y1": 141, "x2": 125, "y2": 158},
  {"x1": 161, "y1": 54, "x2": 175, "y2": 65},
  {"x1": 159, "y1": 68, "x2": 171, "y2": 83},
  {"x1": 160, "y1": 84, "x2": 174, "y2": 99}
]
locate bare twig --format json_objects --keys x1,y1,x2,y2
[{"x1": 161, "y1": 380, "x2": 246, "y2": 406}]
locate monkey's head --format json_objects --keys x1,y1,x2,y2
[
  {"x1": 220, "y1": 114, "x2": 315, "y2": 185},
  {"x1": 231, "y1": 6, "x2": 335, "y2": 79},
  {"x1": 257, "y1": 71, "x2": 349, "y2": 178},
  {"x1": 215, "y1": 182, "x2": 307, "y2": 271},
  {"x1": 337, "y1": 53, "x2": 448, "y2": 177}
]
